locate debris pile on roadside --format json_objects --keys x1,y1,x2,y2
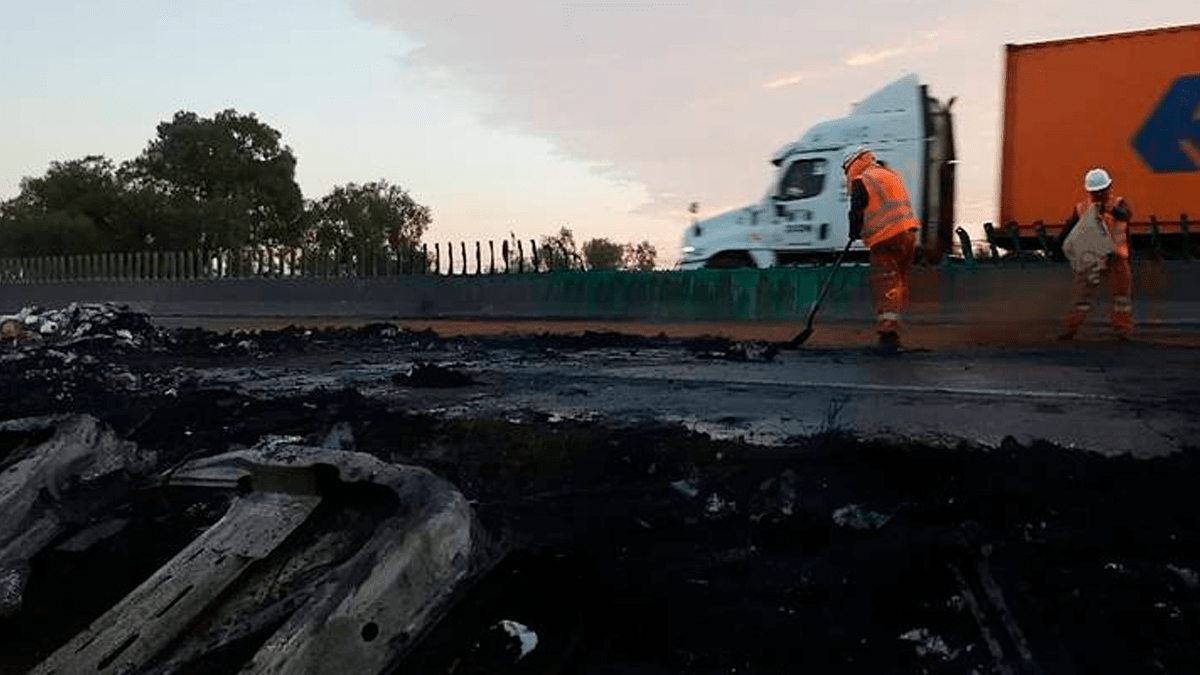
[
  {"x1": 685, "y1": 336, "x2": 781, "y2": 362},
  {"x1": 0, "y1": 302, "x2": 161, "y2": 348},
  {"x1": 164, "y1": 322, "x2": 449, "y2": 358}
]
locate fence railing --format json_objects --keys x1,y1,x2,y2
[
  {"x1": 0, "y1": 239, "x2": 591, "y2": 284},
  {"x1": 1, "y1": 217, "x2": 1192, "y2": 284},
  {"x1": 978, "y1": 213, "x2": 1196, "y2": 262}
]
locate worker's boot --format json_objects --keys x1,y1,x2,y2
[
  {"x1": 1112, "y1": 310, "x2": 1134, "y2": 342},
  {"x1": 877, "y1": 331, "x2": 901, "y2": 354},
  {"x1": 1059, "y1": 311, "x2": 1087, "y2": 341}
]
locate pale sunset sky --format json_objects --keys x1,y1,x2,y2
[{"x1": 1, "y1": 1, "x2": 1196, "y2": 266}]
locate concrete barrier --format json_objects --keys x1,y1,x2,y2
[{"x1": 0, "y1": 261, "x2": 1196, "y2": 327}]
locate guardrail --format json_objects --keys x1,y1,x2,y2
[{"x1": 1, "y1": 260, "x2": 1196, "y2": 326}]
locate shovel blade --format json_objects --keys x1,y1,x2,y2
[{"x1": 789, "y1": 327, "x2": 814, "y2": 347}]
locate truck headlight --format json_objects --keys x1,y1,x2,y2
[{"x1": 681, "y1": 246, "x2": 696, "y2": 254}]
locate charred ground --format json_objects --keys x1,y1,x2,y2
[{"x1": 1, "y1": 312, "x2": 1198, "y2": 674}]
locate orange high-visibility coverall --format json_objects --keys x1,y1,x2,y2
[
  {"x1": 847, "y1": 154, "x2": 921, "y2": 334},
  {"x1": 1061, "y1": 195, "x2": 1133, "y2": 336}
]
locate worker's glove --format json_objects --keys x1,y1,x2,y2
[
  {"x1": 848, "y1": 209, "x2": 863, "y2": 241},
  {"x1": 1110, "y1": 202, "x2": 1131, "y2": 222}
]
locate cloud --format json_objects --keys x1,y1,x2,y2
[
  {"x1": 762, "y1": 65, "x2": 845, "y2": 91},
  {"x1": 763, "y1": 74, "x2": 808, "y2": 90},
  {"x1": 353, "y1": 0, "x2": 946, "y2": 225},
  {"x1": 765, "y1": 33, "x2": 941, "y2": 91},
  {"x1": 846, "y1": 47, "x2": 907, "y2": 67},
  {"x1": 352, "y1": 0, "x2": 1200, "y2": 259}
]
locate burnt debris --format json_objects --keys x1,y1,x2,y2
[
  {"x1": 392, "y1": 362, "x2": 478, "y2": 388},
  {"x1": 0, "y1": 305, "x2": 1198, "y2": 674}
]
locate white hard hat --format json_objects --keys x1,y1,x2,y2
[
  {"x1": 842, "y1": 145, "x2": 870, "y2": 171},
  {"x1": 1084, "y1": 168, "x2": 1112, "y2": 192}
]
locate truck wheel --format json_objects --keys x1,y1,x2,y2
[{"x1": 704, "y1": 251, "x2": 756, "y2": 269}]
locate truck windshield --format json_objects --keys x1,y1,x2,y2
[{"x1": 776, "y1": 158, "x2": 827, "y2": 200}]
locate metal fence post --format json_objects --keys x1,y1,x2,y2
[
  {"x1": 1034, "y1": 221, "x2": 1050, "y2": 258},
  {"x1": 1182, "y1": 213, "x2": 1192, "y2": 262},
  {"x1": 955, "y1": 227, "x2": 974, "y2": 265},
  {"x1": 1006, "y1": 221, "x2": 1022, "y2": 258},
  {"x1": 982, "y1": 223, "x2": 1000, "y2": 262}
]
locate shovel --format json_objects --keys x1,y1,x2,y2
[{"x1": 789, "y1": 238, "x2": 856, "y2": 347}]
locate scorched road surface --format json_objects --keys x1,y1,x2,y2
[
  {"x1": 1, "y1": 312, "x2": 1199, "y2": 674},
  {"x1": 174, "y1": 326, "x2": 1200, "y2": 457}
]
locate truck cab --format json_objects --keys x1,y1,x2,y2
[{"x1": 677, "y1": 74, "x2": 957, "y2": 269}]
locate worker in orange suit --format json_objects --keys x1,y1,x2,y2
[
  {"x1": 1057, "y1": 168, "x2": 1134, "y2": 340},
  {"x1": 843, "y1": 146, "x2": 920, "y2": 354}
]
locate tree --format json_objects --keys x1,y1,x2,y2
[
  {"x1": 582, "y1": 237, "x2": 624, "y2": 270},
  {"x1": 1, "y1": 112, "x2": 439, "y2": 262},
  {"x1": 622, "y1": 241, "x2": 658, "y2": 271},
  {"x1": 4, "y1": 156, "x2": 122, "y2": 223},
  {"x1": 538, "y1": 227, "x2": 580, "y2": 271},
  {"x1": 121, "y1": 109, "x2": 304, "y2": 249},
  {"x1": 0, "y1": 210, "x2": 104, "y2": 257},
  {"x1": 535, "y1": 228, "x2": 656, "y2": 272},
  {"x1": 112, "y1": 186, "x2": 200, "y2": 251},
  {"x1": 0, "y1": 155, "x2": 123, "y2": 256},
  {"x1": 305, "y1": 180, "x2": 432, "y2": 273}
]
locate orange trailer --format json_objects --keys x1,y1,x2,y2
[{"x1": 998, "y1": 23, "x2": 1200, "y2": 257}]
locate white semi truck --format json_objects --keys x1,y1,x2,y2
[{"x1": 676, "y1": 74, "x2": 957, "y2": 269}]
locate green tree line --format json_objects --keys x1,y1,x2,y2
[
  {"x1": 538, "y1": 227, "x2": 657, "y2": 271},
  {"x1": 0, "y1": 109, "x2": 657, "y2": 271}
]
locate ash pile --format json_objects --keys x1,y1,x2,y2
[{"x1": 0, "y1": 303, "x2": 175, "y2": 415}]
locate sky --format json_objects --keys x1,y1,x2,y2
[{"x1": 1, "y1": 1, "x2": 1196, "y2": 267}]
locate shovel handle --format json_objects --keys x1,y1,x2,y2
[{"x1": 807, "y1": 239, "x2": 856, "y2": 324}]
